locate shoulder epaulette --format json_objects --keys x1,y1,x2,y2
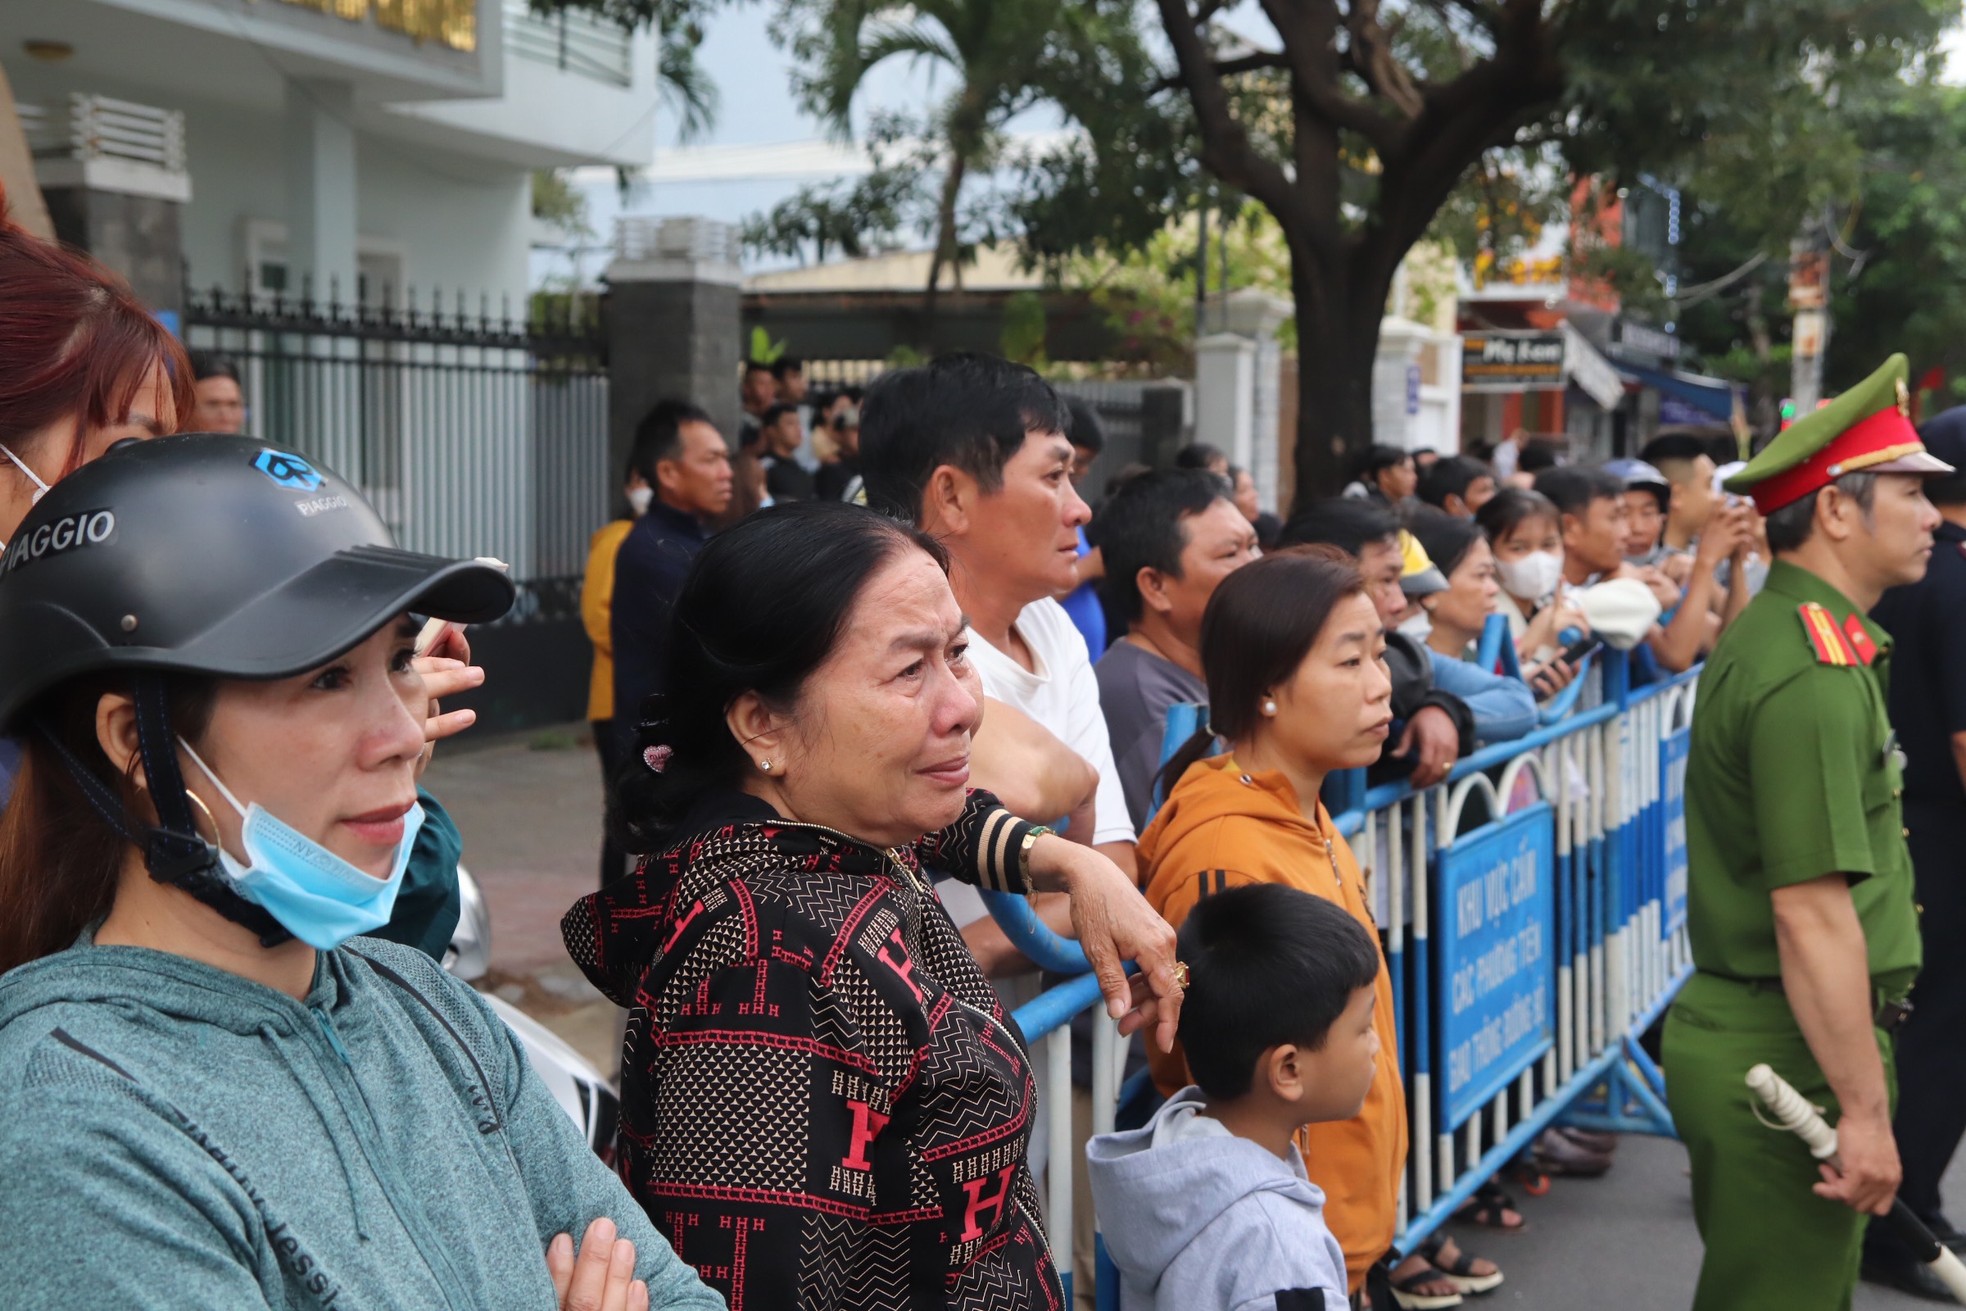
[
  {"x1": 1841, "y1": 612, "x2": 1879, "y2": 666},
  {"x1": 1798, "y1": 601, "x2": 1858, "y2": 666}
]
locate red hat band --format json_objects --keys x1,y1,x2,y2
[{"x1": 1750, "y1": 406, "x2": 1925, "y2": 515}]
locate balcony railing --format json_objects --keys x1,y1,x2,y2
[
  {"x1": 21, "y1": 93, "x2": 187, "y2": 175},
  {"x1": 505, "y1": 0, "x2": 634, "y2": 88}
]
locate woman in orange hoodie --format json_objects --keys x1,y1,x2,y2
[{"x1": 1140, "y1": 546, "x2": 1500, "y2": 1309}]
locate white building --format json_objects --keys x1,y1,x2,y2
[{"x1": 3, "y1": 0, "x2": 659, "y2": 308}]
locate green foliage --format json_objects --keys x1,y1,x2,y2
[
  {"x1": 748, "y1": 326, "x2": 788, "y2": 365},
  {"x1": 1065, "y1": 201, "x2": 1296, "y2": 374},
  {"x1": 1670, "y1": 77, "x2": 1966, "y2": 425},
  {"x1": 766, "y1": 0, "x2": 1152, "y2": 309},
  {"x1": 998, "y1": 290, "x2": 1048, "y2": 367},
  {"x1": 1820, "y1": 84, "x2": 1966, "y2": 401},
  {"x1": 740, "y1": 112, "x2": 934, "y2": 264},
  {"x1": 530, "y1": 169, "x2": 593, "y2": 239}
]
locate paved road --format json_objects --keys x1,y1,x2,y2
[
  {"x1": 429, "y1": 724, "x2": 1966, "y2": 1309},
  {"x1": 1432, "y1": 1132, "x2": 1959, "y2": 1308}
]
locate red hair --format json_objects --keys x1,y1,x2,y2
[{"x1": 0, "y1": 181, "x2": 194, "y2": 473}]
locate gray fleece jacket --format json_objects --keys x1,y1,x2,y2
[
  {"x1": 0, "y1": 931, "x2": 723, "y2": 1310},
  {"x1": 1087, "y1": 1087, "x2": 1349, "y2": 1311}
]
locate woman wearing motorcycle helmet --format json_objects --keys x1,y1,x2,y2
[
  {"x1": 0, "y1": 192, "x2": 484, "y2": 958},
  {"x1": 0, "y1": 436, "x2": 721, "y2": 1311}
]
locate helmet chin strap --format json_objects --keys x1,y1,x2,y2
[{"x1": 38, "y1": 672, "x2": 292, "y2": 947}]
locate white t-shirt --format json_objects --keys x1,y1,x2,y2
[{"x1": 967, "y1": 596, "x2": 1136, "y2": 849}]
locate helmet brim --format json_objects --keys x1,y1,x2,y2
[{"x1": 0, "y1": 547, "x2": 513, "y2": 728}]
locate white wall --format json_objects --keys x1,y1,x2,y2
[
  {"x1": 355, "y1": 144, "x2": 531, "y2": 307},
  {"x1": 181, "y1": 90, "x2": 529, "y2": 307},
  {"x1": 12, "y1": 62, "x2": 532, "y2": 306},
  {"x1": 393, "y1": 19, "x2": 660, "y2": 169}
]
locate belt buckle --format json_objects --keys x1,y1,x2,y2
[{"x1": 1875, "y1": 997, "x2": 1915, "y2": 1032}]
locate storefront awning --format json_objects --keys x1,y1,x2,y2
[{"x1": 1614, "y1": 359, "x2": 1740, "y2": 422}]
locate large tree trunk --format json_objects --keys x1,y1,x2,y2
[{"x1": 1288, "y1": 234, "x2": 1395, "y2": 506}]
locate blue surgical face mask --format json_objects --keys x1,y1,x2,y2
[{"x1": 179, "y1": 739, "x2": 422, "y2": 951}]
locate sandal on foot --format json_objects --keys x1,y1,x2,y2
[
  {"x1": 1419, "y1": 1237, "x2": 1506, "y2": 1297},
  {"x1": 1387, "y1": 1265, "x2": 1464, "y2": 1310},
  {"x1": 1452, "y1": 1182, "x2": 1526, "y2": 1232}
]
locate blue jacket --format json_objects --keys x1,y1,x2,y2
[
  {"x1": 1427, "y1": 649, "x2": 1538, "y2": 745},
  {"x1": 0, "y1": 932, "x2": 724, "y2": 1310}
]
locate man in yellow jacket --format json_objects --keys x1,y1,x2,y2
[{"x1": 579, "y1": 454, "x2": 655, "y2": 887}]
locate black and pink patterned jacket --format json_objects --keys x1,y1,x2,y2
[{"x1": 563, "y1": 789, "x2": 1062, "y2": 1311}]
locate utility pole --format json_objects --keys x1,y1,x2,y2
[
  {"x1": 1195, "y1": 195, "x2": 1210, "y2": 335},
  {"x1": 1787, "y1": 223, "x2": 1831, "y2": 415}
]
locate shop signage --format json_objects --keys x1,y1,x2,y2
[{"x1": 1461, "y1": 331, "x2": 1565, "y2": 391}]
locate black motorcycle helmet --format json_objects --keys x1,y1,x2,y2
[{"x1": 0, "y1": 434, "x2": 514, "y2": 940}]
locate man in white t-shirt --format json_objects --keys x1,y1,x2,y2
[{"x1": 860, "y1": 353, "x2": 1138, "y2": 921}]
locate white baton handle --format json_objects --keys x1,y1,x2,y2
[
  {"x1": 1747, "y1": 1063, "x2": 1966, "y2": 1303},
  {"x1": 1745, "y1": 1063, "x2": 1839, "y2": 1160}
]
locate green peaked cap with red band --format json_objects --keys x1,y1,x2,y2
[{"x1": 1724, "y1": 353, "x2": 1955, "y2": 515}]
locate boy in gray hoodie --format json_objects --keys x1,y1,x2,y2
[{"x1": 1087, "y1": 884, "x2": 1384, "y2": 1311}]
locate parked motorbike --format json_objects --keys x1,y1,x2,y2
[{"x1": 445, "y1": 866, "x2": 620, "y2": 1162}]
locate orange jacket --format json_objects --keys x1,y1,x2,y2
[{"x1": 1139, "y1": 755, "x2": 1408, "y2": 1293}]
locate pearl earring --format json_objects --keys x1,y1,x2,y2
[
  {"x1": 758, "y1": 759, "x2": 772, "y2": 772},
  {"x1": 1261, "y1": 698, "x2": 1278, "y2": 717}
]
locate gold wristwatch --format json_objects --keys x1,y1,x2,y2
[{"x1": 1017, "y1": 824, "x2": 1055, "y2": 888}]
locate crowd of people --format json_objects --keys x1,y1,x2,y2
[{"x1": 2, "y1": 177, "x2": 1963, "y2": 1311}]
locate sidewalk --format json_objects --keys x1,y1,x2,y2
[
  {"x1": 428, "y1": 727, "x2": 1964, "y2": 1309},
  {"x1": 423, "y1": 723, "x2": 620, "y2": 1070}
]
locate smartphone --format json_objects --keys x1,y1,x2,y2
[
  {"x1": 1557, "y1": 635, "x2": 1604, "y2": 667},
  {"x1": 415, "y1": 616, "x2": 455, "y2": 657}
]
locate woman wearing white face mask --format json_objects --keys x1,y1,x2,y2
[
  {"x1": 1477, "y1": 487, "x2": 1591, "y2": 663},
  {"x1": 0, "y1": 190, "x2": 191, "y2": 556},
  {"x1": 0, "y1": 189, "x2": 194, "y2": 813},
  {"x1": 0, "y1": 436, "x2": 723, "y2": 1311},
  {"x1": 580, "y1": 436, "x2": 660, "y2": 887}
]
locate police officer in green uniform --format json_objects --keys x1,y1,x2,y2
[{"x1": 1665, "y1": 353, "x2": 1954, "y2": 1310}]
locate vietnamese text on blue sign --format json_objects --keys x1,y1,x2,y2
[{"x1": 1434, "y1": 805, "x2": 1557, "y2": 1128}]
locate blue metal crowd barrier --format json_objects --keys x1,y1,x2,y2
[{"x1": 987, "y1": 644, "x2": 1701, "y2": 1302}]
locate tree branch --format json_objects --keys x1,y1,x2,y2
[
  {"x1": 1254, "y1": 0, "x2": 1403, "y2": 156},
  {"x1": 1376, "y1": 2, "x2": 1563, "y2": 259},
  {"x1": 1344, "y1": 0, "x2": 1426, "y2": 119},
  {"x1": 1150, "y1": 50, "x2": 1290, "y2": 96},
  {"x1": 1152, "y1": 0, "x2": 1300, "y2": 223}
]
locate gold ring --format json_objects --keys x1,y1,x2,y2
[{"x1": 1169, "y1": 961, "x2": 1190, "y2": 991}]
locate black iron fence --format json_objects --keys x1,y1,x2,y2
[
  {"x1": 182, "y1": 284, "x2": 612, "y2": 731},
  {"x1": 182, "y1": 284, "x2": 609, "y2": 621}
]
